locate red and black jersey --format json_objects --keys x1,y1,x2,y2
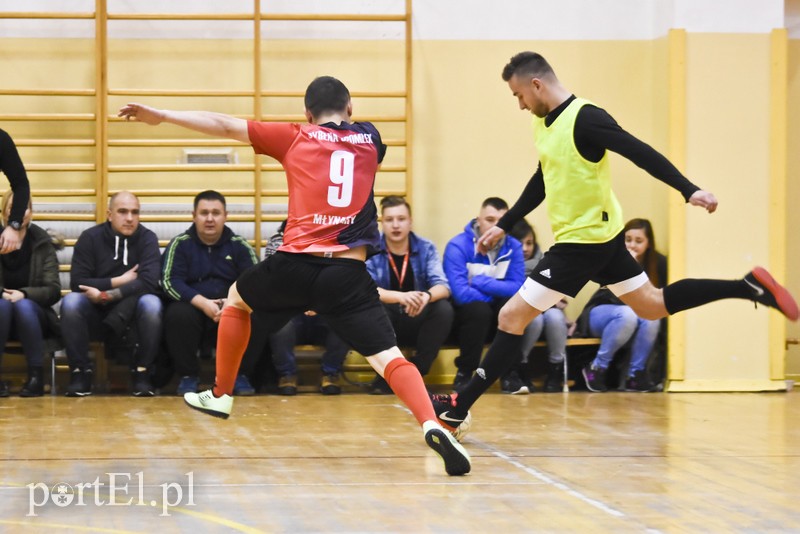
[{"x1": 248, "y1": 120, "x2": 386, "y2": 254}]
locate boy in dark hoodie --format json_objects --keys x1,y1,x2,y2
[{"x1": 61, "y1": 191, "x2": 162, "y2": 397}]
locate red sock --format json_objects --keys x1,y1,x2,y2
[
  {"x1": 383, "y1": 358, "x2": 436, "y2": 426},
  {"x1": 213, "y1": 306, "x2": 251, "y2": 397}
]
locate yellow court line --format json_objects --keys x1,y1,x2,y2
[
  {"x1": 0, "y1": 520, "x2": 140, "y2": 533},
  {"x1": 0, "y1": 482, "x2": 265, "y2": 534},
  {"x1": 0, "y1": 504, "x2": 265, "y2": 534},
  {"x1": 169, "y1": 507, "x2": 268, "y2": 533}
]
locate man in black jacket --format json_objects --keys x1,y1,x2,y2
[
  {"x1": 161, "y1": 190, "x2": 263, "y2": 396},
  {"x1": 61, "y1": 191, "x2": 163, "y2": 397}
]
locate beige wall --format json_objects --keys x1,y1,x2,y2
[
  {"x1": 675, "y1": 33, "x2": 775, "y2": 387},
  {"x1": 1, "y1": 34, "x2": 796, "y2": 384},
  {"x1": 787, "y1": 38, "x2": 800, "y2": 377},
  {"x1": 3, "y1": 37, "x2": 671, "y2": 322},
  {"x1": 412, "y1": 39, "x2": 670, "y2": 318},
  {"x1": 0, "y1": 38, "x2": 409, "y2": 203}
]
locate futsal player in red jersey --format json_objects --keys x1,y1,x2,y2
[{"x1": 118, "y1": 76, "x2": 470, "y2": 476}]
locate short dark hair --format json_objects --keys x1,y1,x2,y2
[
  {"x1": 304, "y1": 76, "x2": 351, "y2": 118},
  {"x1": 509, "y1": 218, "x2": 535, "y2": 243},
  {"x1": 501, "y1": 52, "x2": 555, "y2": 82},
  {"x1": 379, "y1": 195, "x2": 412, "y2": 216},
  {"x1": 482, "y1": 197, "x2": 508, "y2": 211},
  {"x1": 194, "y1": 190, "x2": 226, "y2": 210}
]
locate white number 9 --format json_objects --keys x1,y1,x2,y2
[{"x1": 327, "y1": 150, "x2": 354, "y2": 207}]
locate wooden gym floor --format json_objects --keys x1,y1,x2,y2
[{"x1": 0, "y1": 390, "x2": 799, "y2": 533}]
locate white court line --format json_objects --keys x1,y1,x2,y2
[
  {"x1": 488, "y1": 447, "x2": 625, "y2": 518},
  {"x1": 0, "y1": 482, "x2": 538, "y2": 492},
  {"x1": 389, "y1": 403, "x2": 631, "y2": 522},
  {"x1": 462, "y1": 433, "x2": 663, "y2": 533}
]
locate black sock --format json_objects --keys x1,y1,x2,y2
[
  {"x1": 454, "y1": 330, "x2": 523, "y2": 416},
  {"x1": 663, "y1": 278, "x2": 751, "y2": 315}
]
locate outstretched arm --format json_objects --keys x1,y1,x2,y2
[
  {"x1": 118, "y1": 103, "x2": 250, "y2": 144},
  {"x1": 575, "y1": 106, "x2": 701, "y2": 201},
  {"x1": 576, "y1": 106, "x2": 719, "y2": 214},
  {"x1": 688, "y1": 190, "x2": 718, "y2": 213}
]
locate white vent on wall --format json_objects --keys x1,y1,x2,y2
[{"x1": 181, "y1": 149, "x2": 237, "y2": 165}]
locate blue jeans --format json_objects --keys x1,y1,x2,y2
[
  {"x1": 0, "y1": 298, "x2": 47, "y2": 367},
  {"x1": 588, "y1": 304, "x2": 660, "y2": 375},
  {"x1": 269, "y1": 314, "x2": 349, "y2": 376},
  {"x1": 61, "y1": 292, "x2": 162, "y2": 370},
  {"x1": 520, "y1": 307, "x2": 568, "y2": 364}
]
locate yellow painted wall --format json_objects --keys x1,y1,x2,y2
[
  {"x1": 109, "y1": 38, "x2": 408, "y2": 201},
  {"x1": 0, "y1": 38, "x2": 408, "y2": 202},
  {"x1": 0, "y1": 39, "x2": 97, "y2": 196},
  {"x1": 786, "y1": 38, "x2": 800, "y2": 378},
  {"x1": 2, "y1": 37, "x2": 670, "y2": 321},
  {"x1": 676, "y1": 33, "x2": 774, "y2": 387},
  {"x1": 412, "y1": 39, "x2": 670, "y2": 319},
  {"x1": 1, "y1": 35, "x2": 794, "y2": 384}
]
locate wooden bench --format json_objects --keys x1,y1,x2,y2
[
  {"x1": 1, "y1": 341, "x2": 113, "y2": 396},
  {"x1": 6, "y1": 202, "x2": 606, "y2": 395},
  {"x1": 23, "y1": 201, "x2": 286, "y2": 394},
  {"x1": 1, "y1": 339, "x2": 63, "y2": 395},
  {"x1": 292, "y1": 338, "x2": 603, "y2": 392}
]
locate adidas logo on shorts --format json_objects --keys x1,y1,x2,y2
[{"x1": 539, "y1": 268, "x2": 551, "y2": 279}]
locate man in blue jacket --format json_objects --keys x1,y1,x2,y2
[
  {"x1": 366, "y1": 196, "x2": 453, "y2": 394},
  {"x1": 62, "y1": 191, "x2": 163, "y2": 397},
  {"x1": 161, "y1": 190, "x2": 261, "y2": 396},
  {"x1": 443, "y1": 197, "x2": 525, "y2": 390}
]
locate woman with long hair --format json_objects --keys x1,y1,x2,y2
[
  {"x1": 0, "y1": 190, "x2": 61, "y2": 396},
  {"x1": 578, "y1": 218, "x2": 666, "y2": 392}
]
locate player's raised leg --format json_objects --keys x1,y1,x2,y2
[{"x1": 620, "y1": 267, "x2": 799, "y2": 322}]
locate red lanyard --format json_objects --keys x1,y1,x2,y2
[{"x1": 387, "y1": 251, "x2": 409, "y2": 287}]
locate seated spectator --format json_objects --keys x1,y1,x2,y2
[
  {"x1": 264, "y1": 221, "x2": 349, "y2": 395},
  {"x1": 269, "y1": 311, "x2": 349, "y2": 395},
  {"x1": 366, "y1": 196, "x2": 454, "y2": 394},
  {"x1": 507, "y1": 218, "x2": 571, "y2": 393},
  {"x1": 0, "y1": 190, "x2": 61, "y2": 397},
  {"x1": 162, "y1": 190, "x2": 262, "y2": 396},
  {"x1": 61, "y1": 191, "x2": 163, "y2": 397},
  {"x1": 579, "y1": 218, "x2": 667, "y2": 392},
  {"x1": 443, "y1": 197, "x2": 525, "y2": 390}
]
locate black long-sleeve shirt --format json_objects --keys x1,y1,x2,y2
[
  {"x1": 0, "y1": 129, "x2": 31, "y2": 227},
  {"x1": 70, "y1": 222, "x2": 161, "y2": 298},
  {"x1": 498, "y1": 95, "x2": 700, "y2": 233}
]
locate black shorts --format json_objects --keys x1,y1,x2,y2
[
  {"x1": 236, "y1": 252, "x2": 396, "y2": 356},
  {"x1": 527, "y1": 231, "x2": 644, "y2": 297}
]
